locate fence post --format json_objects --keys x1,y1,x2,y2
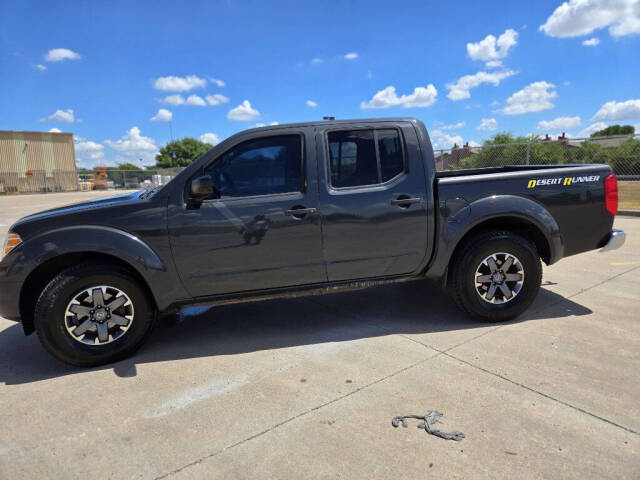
[
  {"x1": 526, "y1": 141, "x2": 531, "y2": 165},
  {"x1": 442, "y1": 150, "x2": 447, "y2": 170}
]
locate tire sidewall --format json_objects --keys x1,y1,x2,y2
[
  {"x1": 457, "y1": 234, "x2": 541, "y2": 321},
  {"x1": 35, "y1": 266, "x2": 153, "y2": 366}
]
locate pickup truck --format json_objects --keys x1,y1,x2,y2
[{"x1": 0, "y1": 118, "x2": 625, "y2": 366}]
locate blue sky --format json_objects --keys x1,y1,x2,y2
[{"x1": 1, "y1": 0, "x2": 639, "y2": 167}]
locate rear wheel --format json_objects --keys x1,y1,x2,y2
[
  {"x1": 448, "y1": 231, "x2": 542, "y2": 322},
  {"x1": 34, "y1": 262, "x2": 155, "y2": 366}
]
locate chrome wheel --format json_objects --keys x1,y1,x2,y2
[
  {"x1": 64, "y1": 286, "x2": 134, "y2": 345},
  {"x1": 474, "y1": 252, "x2": 524, "y2": 304}
]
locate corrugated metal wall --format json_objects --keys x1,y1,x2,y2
[{"x1": 0, "y1": 131, "x2": 78, "y2": 193}]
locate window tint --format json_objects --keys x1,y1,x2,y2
[
  {"x1": 205, "y1": 135, "x2": 302, "y2": 197},
  {"x1": 328, "y1": 130, "x2": 377, "y2": 187},
  {"x1": 327, "y1": 129, "x2": 404, "y2": 188},
  {"x1": 378, "y1": 129, "x2": 404, "y2": 182}
]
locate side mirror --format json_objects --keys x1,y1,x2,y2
[{"x1": 188, "y1": 175, "x2": 218, "y2": 205}]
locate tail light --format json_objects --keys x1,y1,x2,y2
[{"x1": 604, "y1": 173, "x2": 618, "y2": 216}]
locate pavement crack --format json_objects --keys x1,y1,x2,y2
[
  {"x1": 153, "y1": 354, "x2": 437, "y2": 480},
  {"x1": 441, "y1": 350, "x2": 639, "y2": 436}
]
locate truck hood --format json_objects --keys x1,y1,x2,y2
[{"x1": 13, "y1": 191, "x2": 143, "y2": 227}]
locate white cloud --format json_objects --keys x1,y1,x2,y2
[
  {"x1": 40, "y1": 109, "x2": 75, "y2": 123},
  {"x1": 185, "y1": 94, "x2": 206, "y2": 106},
  {"x1": 311, "y1": 57, "x2": 323, "y2": 64},
  {"x1": 200, "y1": 133, "x2": 221, "y2": 145},
  {"x1": 33, "y1": 63, "x2": 47, "y2": 71},
  {"x1": 255, "y1": 122, "x2": 280, "y2": 127},
  {"x1": 306, "y1": 100, "x2": 318, "y2": 108},
  {"x1": 503, "y1": 81, "x2": 557, "y2": 115},
  {"x1": 151, "y1": 108, "x2": 173, "y2": 122},
  {"x1": 592, "y1": 99, "x2": 640, "y2": 121},
  {"x1": 162, "y1": 94, "x2": 211, "y2": 106},
  {"x1": 153, "y1": 75, "x2": 206, "y2": 92},
  {"x1": 434, "y1": 121, "x2": 465, "y2": 130},
  {"x1": 485, "y1": 60, "x2": 502, "y2": 68},
  {"x1": 446, "y1": 70, "x2": 517, "y2": 101},
  {"x1": 105, "y1": 127, "x2": 158, "y2": 161},
  {"x1": 45, "y1": 48, "x2": 80, "y2": 62},
  {"x1": 75, "y1": 140, "x2": 105, "y2": 163},
  {"x1": 537, "y1": 116, "x2": 581, "y2": 131},
  {"x1": 540, "y1": 0, "x2": 640, "y2": 38},
  {"x1": 582, "y1": 37, "x2": 600, "y2": 46},
  {"x1": 206, "y1": 94, "x2": 229, "y2": 105},
  {"x1": 48, "y1": 128, "x2": 62, "y2": 133},
  {"x1": 209, "y1": 78, "x2": 226, "y2": 87},
  {"x1": 477, "y1": 118, "x2": 498, "y2": 131},
  {"x1": 361, "y1": 84, "x2": 438, "y2": 109},
  {"x1": 577, "y1": 122, "x2": 610, "y2": 137},
  {"x1": 344, "y1": 52, "x2": 358, "y2": 59},
  {"x1": 467, "y1": 29, "x2": 518, "y2": 62},
  {"x1": 161, "y1": 94, "x2": 186, "y2": 106},
  {"x1": 227, "y1": 100, "x2": 260, "y2": 121},
  {"x1": 430, "y1": 129, "x2": 464, "y2": 149}
]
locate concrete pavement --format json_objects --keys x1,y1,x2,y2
[{"x1": 0, "y1": 191, "x2": 638, "y2": 479}]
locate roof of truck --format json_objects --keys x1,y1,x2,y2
[{"x1": 244, "y1": 117, "x2": 420, "y2": 133}]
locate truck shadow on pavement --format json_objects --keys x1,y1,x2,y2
[{"x1": 0, "y1": 281, "x2": 591, "y2": 385}]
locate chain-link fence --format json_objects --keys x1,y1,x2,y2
[
  {"x1": 0, "y1": 170, "x2": 79, "y2": 193},
  {"x1": 78, "y1": 167, "x2": 184, "y2": 191},
  {"x1": 435, "y1": 134, "x2": 640, "y2": 180},
  {"x1": 0, "y1": 168, "x2": 184, "y2": 194}
]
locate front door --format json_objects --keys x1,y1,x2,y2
[
  {"x1": 316, "y1": 122, "x2": 429, "y2": 281},
  {"x1": 168, "y1": 130, "x2": 326, "y2": 297}
]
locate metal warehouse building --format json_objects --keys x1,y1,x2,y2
[{"x1": 0, "y1": 131, "x2": 78, "y2": 193}]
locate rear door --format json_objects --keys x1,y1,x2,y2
[
  {"x1": 168, "y1": 128, "x2": 326, "y2": 297},
  {"x1": 316, "y1": 121, "x2": 429, "y2": 281}
]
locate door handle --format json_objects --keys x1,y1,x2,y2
[
  {"x1": 285, "y1": 206, "x2": 317, "y2": 218},
  {"x1": 391, "y1": 196, "x2": 422, "y2": 208}
]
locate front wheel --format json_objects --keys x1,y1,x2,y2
[
  {"x1": 34, "y1": 262, "x2": 155, "y2": 366},
  {"x1": 448, "y1": 231, "x2": 542, "y2": 322}
]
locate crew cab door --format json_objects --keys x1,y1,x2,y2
[
  {"x1": 316, "y1": 121, "x2": 429, "y2": 281},
  {"x1": 168, "y1": 128, "x2": 326, "y2": 297}
]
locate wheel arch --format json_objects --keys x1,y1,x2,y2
[
  {"x1": 426, "y1": 195, "x2": 563, "y2": 283},
  {"x1": 19, "y1": 252, "x2": 157, "y2": 335}
]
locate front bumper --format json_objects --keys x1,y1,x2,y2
[{"x1": 599, "y1": 229, "x2": 626, "y2": 252}]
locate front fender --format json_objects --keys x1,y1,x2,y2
[
  {"x1": 3, "y1": 225, "x2": 174, "y2": 312},
  {"x1": 425, "y1": 195, "x2": 563, "y2": 280}
]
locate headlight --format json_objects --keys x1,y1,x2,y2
[{"x1": 1, "y1": 233, "x2": 22, "y2": 260}]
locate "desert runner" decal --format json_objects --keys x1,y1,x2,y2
[{"x1": 527, "y1": 175, "x2": 600, "y2": 189}]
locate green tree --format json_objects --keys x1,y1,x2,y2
[
  {"x1": 155, "y1": 137, "x2": 213, "y2": 168},
  {"x1": 111, "y1": 162, "x2": 139, "y2": 170},
  {"x1": 590, "y1": 125, "x2": 635, "y2": 137}
]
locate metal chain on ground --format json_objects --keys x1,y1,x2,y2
[{"x1": 392, "y1": 411, "x2": 465, "y2": 441}]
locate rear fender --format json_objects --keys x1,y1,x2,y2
[{"x1": 426, "y1": 195, "x2": 563, "y2": 280}]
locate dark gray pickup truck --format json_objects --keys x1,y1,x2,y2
[{"x1": 0, "y1": 118, "x2": 625, "y2": 366}]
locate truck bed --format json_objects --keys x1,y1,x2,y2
[{"x1": 435, "y1": 164, "x2": 588, "y2": 178}]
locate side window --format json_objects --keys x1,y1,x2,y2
[
  {"x1": 378, "y1": 129, "x2": 404, "y2": 182},
  {"x1": 327, "y1": 129, "x2": 404, "y2": 188},
  {"x1": 205, "y1": 135, "x2": 303, "y2": 198},
  {"x1": 328, "y1": 130, "x2": 377, "y2": 187}
]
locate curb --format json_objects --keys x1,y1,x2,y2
[{"x1": 619, "y1": 210, "x2": 640, "y2": 217}]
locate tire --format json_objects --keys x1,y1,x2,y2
[
  {"x1": 34, "y1": 262, "x2": 156, "y2": 367},
  {"x1": 448, "y1": 230, "x2": 542, "y2": 322}
]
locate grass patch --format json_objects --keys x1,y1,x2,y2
[{"x1": 619, "y1": 181, "x2": 640, "y2": 211}]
